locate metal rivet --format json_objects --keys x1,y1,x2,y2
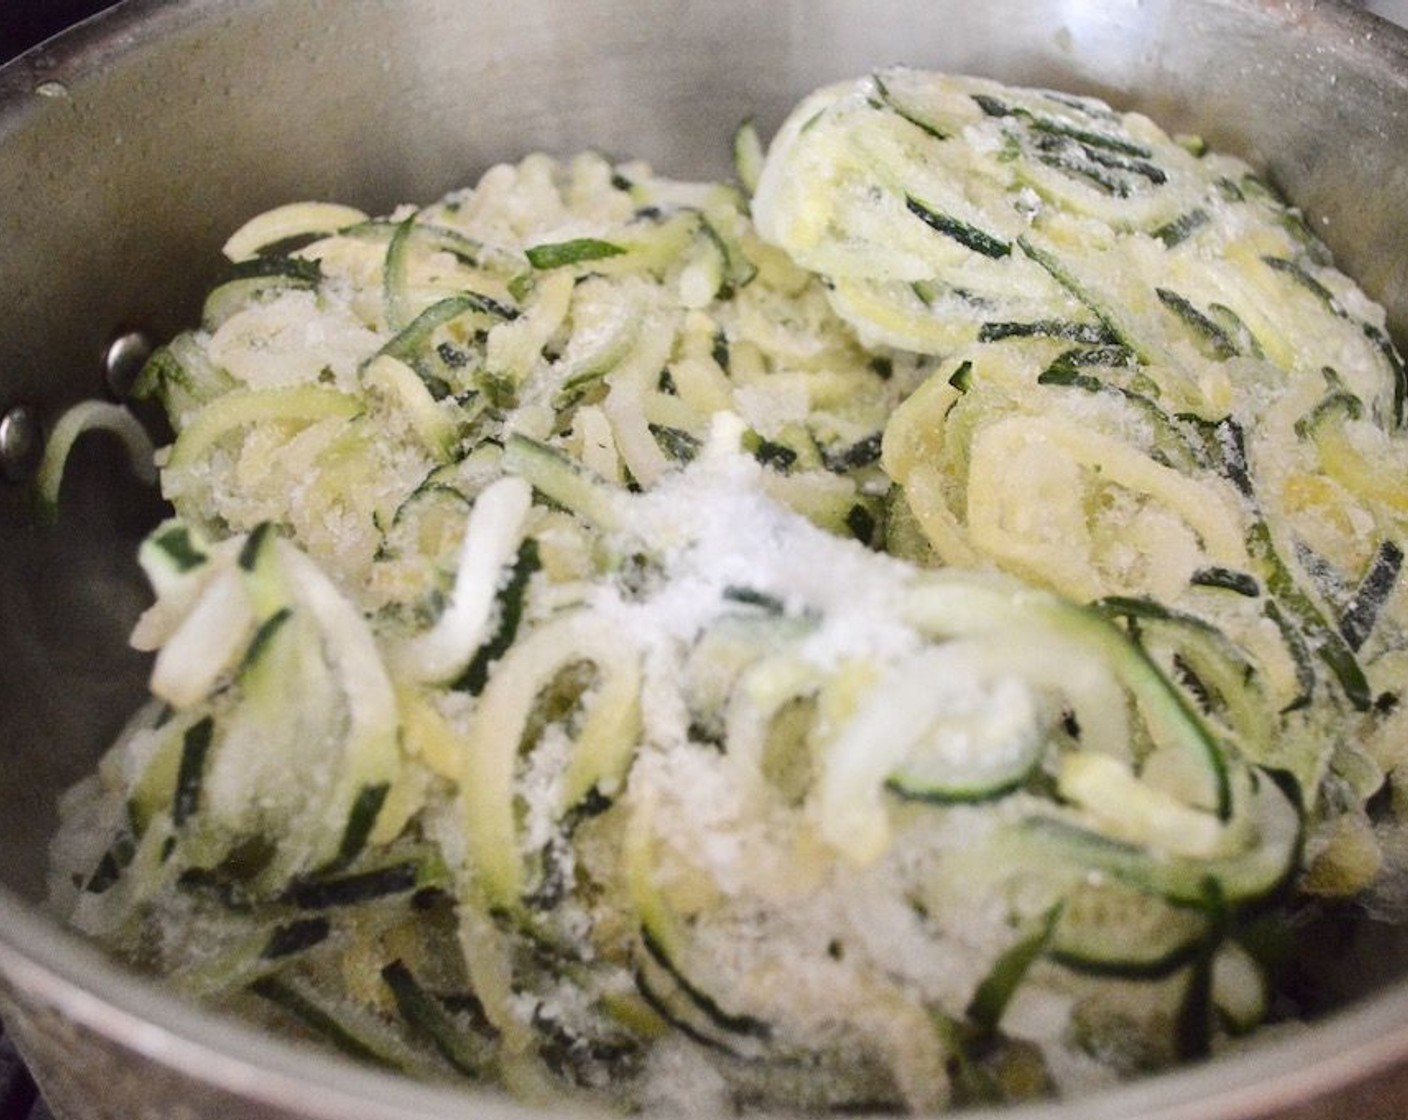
[
  {"x1": 0, "y1": 403, "x2": 42, "y2": 483},
  {"x1": 104, "y1": 329, "x2": 153, "y2": 399}
]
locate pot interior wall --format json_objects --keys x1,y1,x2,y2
[{"x1": 4, "y1": 0, "x2": 1408, "y2": 1108}]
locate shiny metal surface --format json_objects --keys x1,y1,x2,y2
[
  {"x1": 101, "y1": 329, "x2": 153, "y2": 400},
  {"x1": 4, "y1": 1, "x2": 1408, "y2": 1116},
  {"x1": 0, "y1": 404, "x2": 41, "y2": 482}
]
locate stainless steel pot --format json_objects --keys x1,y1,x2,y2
[{"x1": 5, "y1": 1, "x2": 1408, "y2": 1116}]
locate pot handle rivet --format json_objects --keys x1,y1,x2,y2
[
  {"x1": 0, "y1": 403, "x2": 42, "y2": 483},
  {"x1": 104, "y1": 329, "x2": 153, "y2": 400}
]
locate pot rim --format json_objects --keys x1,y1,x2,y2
[{"x1": 6, "y1": 882, "x2": 1408, "y2": 1120}]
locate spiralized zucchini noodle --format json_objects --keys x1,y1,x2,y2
[{"x1": 42, "y1": 70, "x2": 1408, "y2": 1112}]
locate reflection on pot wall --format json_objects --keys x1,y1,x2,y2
[{"x1": 1364, "y1": 1, "x2": 1408, "y2": 25}]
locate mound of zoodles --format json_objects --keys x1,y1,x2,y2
[{"x1": 43, "y1": 69, "x2": 1408, "y2": 1112}]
